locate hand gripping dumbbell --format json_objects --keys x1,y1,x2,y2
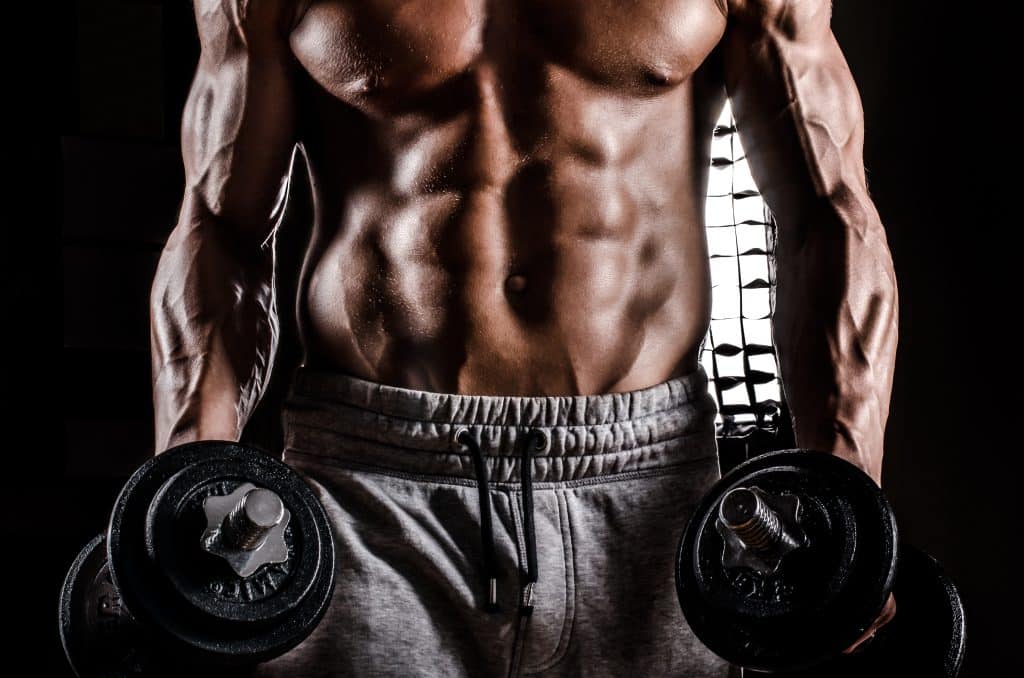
[
  {"x1": 58, "y1": 441, "x2": 335, "y2": 677},
  {"x1": 676, "y1": 449, "x2": 966, "y2": 676}
]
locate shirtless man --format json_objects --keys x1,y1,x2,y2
[{"x1": 150, "y1": 0, "x2": 898, "y2": 675}]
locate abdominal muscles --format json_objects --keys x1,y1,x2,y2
[
  {"x1": 301, "y1": 130, "x2": 712, "y2": 396},
  {"x1": 289, "y1": 0, "x2": 724, "y2": 395},
  {"x1": 298, "y1": 65, "x2": 720, "y2": 394}
]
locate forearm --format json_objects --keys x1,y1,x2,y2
[
  {"x1": 772, "y1": 191, "x2": 898, "y2": 483},
  {"x1": 150, "y1": 194, "x2": 279, "y2": 452},
  {"x1": 722, "y1": 2, "x2": 899, "y2": 482}
]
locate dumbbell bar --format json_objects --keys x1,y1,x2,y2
[
  {"x1": 675, "y1": 449, "x2": 966, "y2": 675},
  {"x1": 59, "y1": 441, "x2": 335, "y2": 677}
]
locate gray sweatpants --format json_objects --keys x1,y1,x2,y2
[{"x1": 254, "y1": 365, "x2": 736, "y2": 677}]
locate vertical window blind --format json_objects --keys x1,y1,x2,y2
[{"x1": 701, "y1": 101, "x2": 785, "y2": 439}]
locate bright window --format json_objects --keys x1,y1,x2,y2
[{"x1": 701, "y1": 101, "x2": 784, "y2": 437}]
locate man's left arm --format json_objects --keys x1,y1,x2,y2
[{"x1": 720, "y1": 0, "x2": 899, "y2": 484}]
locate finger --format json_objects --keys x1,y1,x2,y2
[{"x1": 842, "y1": 594, "x2": 897, "y2": 654}]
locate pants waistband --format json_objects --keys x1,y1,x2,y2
[{"x1": 281, "y1": 364, "x2": 719, "y2": 484}]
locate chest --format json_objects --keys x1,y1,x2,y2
[{"x1": 290, "y1": 0, "x2": 727, "y2": 105}]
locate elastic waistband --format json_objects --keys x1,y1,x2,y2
[{"x1": 280, "y1": 365, "x2": 719, "y2": 483}]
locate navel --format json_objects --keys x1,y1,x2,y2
[{"x1": 505, "y1": 274, "x2": 528, "y2": 295}]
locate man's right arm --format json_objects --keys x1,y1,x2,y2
[{"x1": 150, "y1": 0, "x2": 301, "y2": 452}]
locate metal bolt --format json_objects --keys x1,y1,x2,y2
[
  {"x1": 219, "y1": 488, "x2": 285, "y2": 551},
  {"x1": 202, "y1": 483, "x2": 291, "y2": 577},
  {"x1": 719, "y1": 487, "x2": 800, "y2": 554}
]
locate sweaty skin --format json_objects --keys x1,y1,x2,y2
[{"x1": 150, "y1": 0, "x2": 898, "y2": 648}]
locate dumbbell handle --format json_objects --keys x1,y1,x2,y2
[
  {"x1": 720, "y1": 487, "x2": 800, "y2": 553},
  {"x1": 717, "y1": 486, "x2": 803, "y2": 574},
  {"x1": 200, "y1": 483, "x2": 291, "y2": 578},
  {"x1": 220, "y1": 487, "x2": 286, "y2": 551}
]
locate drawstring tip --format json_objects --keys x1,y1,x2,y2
[
  {"x1": 482, "y1": 577, "x2": 500, "y2": 613},
  {"x1": 517, "y1": 581, "x2": 536, "y2": 617},
  {"x1": 487, "y1": 577, "x2": 498, "y2": 609}
]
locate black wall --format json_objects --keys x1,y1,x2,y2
[
  {"x1": 833, "y1": 3, "x2": 1015, "y2": 673},
  {"x1": 13, "y1": 0, "x2": 1012, "y2": 672}
]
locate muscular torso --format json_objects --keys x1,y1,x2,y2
[{"x1": 288, "y1": 0, "x2": 729, "y2": 395}]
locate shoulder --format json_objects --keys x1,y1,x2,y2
[{"x1": 725, "y1": 0, "x2": 832, "y2": 37}]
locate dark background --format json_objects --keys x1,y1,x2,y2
[{"x1": 10, "y1": 0, "x2": 1014, "y2": 673}]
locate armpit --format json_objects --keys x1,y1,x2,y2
[
  {"x1": 193, "y1": 0, "x2": 298, "y2": 48},
  {"x1": 727, "y1": 0, "x2": 832, "y2": 40}
]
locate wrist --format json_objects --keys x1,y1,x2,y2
[
  {"x1": 156, "y1": 405, "x2": 241, "y2": 454},
  {"x1": 792, "y1": 420, "x2": 884, "y2": 484}
]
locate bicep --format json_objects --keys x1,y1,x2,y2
[
  {"x1": 181, "y1": 0, "x2": 299, "y2": 239},
  {"x1": 721, "y1": 0, "x2": 869, "y2": 229}
]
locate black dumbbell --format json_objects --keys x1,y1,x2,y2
[
  {"x1": 675, "y1": 449, "x2": 966, "y2": 676},
  {"x1": 59, "y1": 441, "x2": 335, "y2": 677}
]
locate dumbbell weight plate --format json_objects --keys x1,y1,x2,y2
[
  {"x1": 890, "y1": 544, "x2": 967, "y2": 676},
  {"x1": 760, "y1": 542, "x2": 967, "y2": 678},
  {"x1": 145, "y1": 459, "x2": 315, "y2": 624},
  {"x1": 58, "y1": 534, "x2": 156, "y2": 677},
  {"x1": 831, "y1": 543, "x2": 966, "y2": 677},
  {"x1": 676, "y1": 449, "x2": 898, "y2": 672},
  {"x1": 107, "y1": 441, "x2": 335, "y2": 666}
]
